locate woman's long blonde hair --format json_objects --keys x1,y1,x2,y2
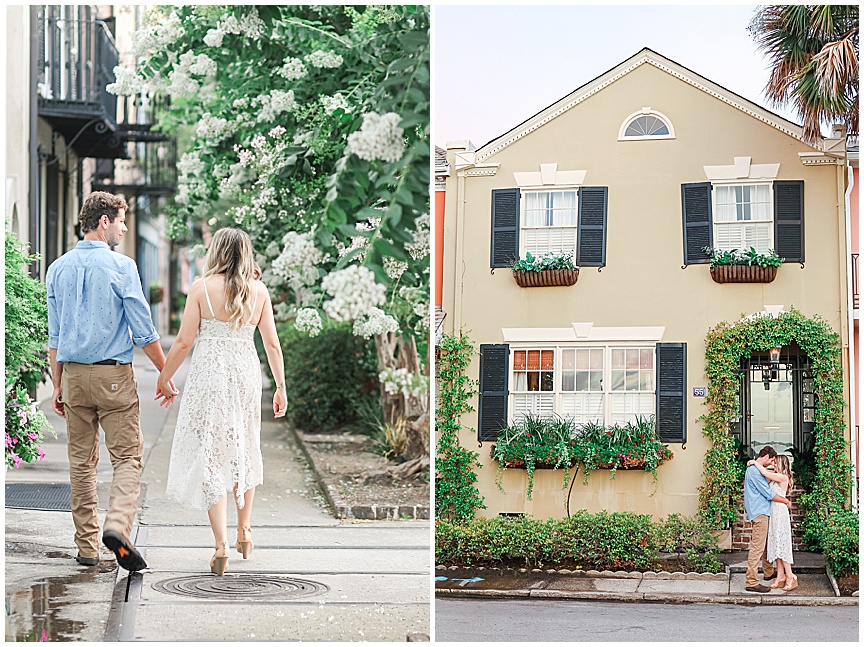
[
  {"x1": 203, "y1": 228, "x2": 261, "y2": 330},
  {"x1": 776, "y1": 454, "x2": 794, "y2": 491}
]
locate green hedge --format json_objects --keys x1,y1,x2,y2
[
  {"x1": 435, "y1": 512, "x2": 723, "y2": 573},
  {"x1": 819, "y1": 510, "x2": 859, "y2": 577},
  {"x1": 268, "y1": 321, "x2": 377, "y2": 431}
]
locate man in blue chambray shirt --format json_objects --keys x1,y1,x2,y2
[
  {"x1": 47, "y1": 191, "x2": 175, "y2": 572},
  {"x1": 743, "y1": 445, "x2": 791, "y2": 592}
]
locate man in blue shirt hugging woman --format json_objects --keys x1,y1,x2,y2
[{"x1": 743, "y1": 445, "x2": 791, "y2": 593}]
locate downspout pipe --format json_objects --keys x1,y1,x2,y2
[
  {"x1": 844, "y1": 159, "x2": 857, "y2": 510},
  {"x1": 28, "y1": 5, "x2": 40, "y2": 278}
]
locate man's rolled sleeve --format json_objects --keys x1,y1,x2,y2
[
  {"x1": 121, "y1": 262, "x2": 160, "y2": 347},
  {"x1": 46, "y1": 271, "x2": 60, "y2": 349}
]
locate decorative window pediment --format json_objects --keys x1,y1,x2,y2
[{"x1": 618, "y1": 108, "x2": 675, "y2": 140}]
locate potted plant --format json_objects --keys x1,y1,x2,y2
[
  {"x1": 149, "y1": 281, "x2": 165, "y2": 304},
  {"x1": 703, "y1": 247, "x2": 784, "y2": 284},
  {"x1": 511, "y1": 251, "x2": 579, "y2": 287},
  {"x1": 491, "y1": 414, "x2": 674, "y2": 499}
]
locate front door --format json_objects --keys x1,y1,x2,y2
[{"x1": 749, "y1": 365, "x2": 794, "y2": 455}]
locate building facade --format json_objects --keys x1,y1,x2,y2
[{"x1": 441, "y1": 49, "x2": 854, "y2": 521}]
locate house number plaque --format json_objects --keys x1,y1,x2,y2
[{"x1": 692, "y1": 387, "x2": 706, "y2": 397}]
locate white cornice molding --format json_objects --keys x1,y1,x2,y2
[
  {"x1": 501, "y1": 323, "x2": 666, "y2": 343},
  {"x1": 798, "y1": 152, "x2": 844, "y2": 166},
  {"x1": 703, "y1": 156, "x2": 781, "y2": 182},
  {"x1": 513, "y1": 163, "x2": 587, "y2": 187},
  {"x1": 476, "y1": 50, "x2": 819, "y2": 163}
]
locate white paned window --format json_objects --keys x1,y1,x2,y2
[
  {"x1": 713, "y1": 184, "x2": 773, "y2": 254},
  {"x1": 510, "y1": 345, "x2": 655, "y2": 427},
  {"x1": 625, "y1": 115, "x2": 669, "y2": 137},
  {"x1": 521, "y1": 190, "x2": 577, "y2": 257}
]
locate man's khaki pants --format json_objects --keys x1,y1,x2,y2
[
  {"x1": 61, "y1": 363, "x2": 143, "y2": 558},
  {"x1": 745, "y1": 514, "x2": 776, "y2": 587}
]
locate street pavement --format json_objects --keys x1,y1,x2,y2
[
  {"x1": 435, "y1": 598, "x2": 861, "y2": 642},
  {"x1": 5, "y1": 338, "x2": 431, "y2": 641}
]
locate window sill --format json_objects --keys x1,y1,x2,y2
[
  {"x1": 512, "y1": 268, "x2": 579, "y2": 288},
  {"x1": 709, "y1": 265, "x2": 778, "y2": 284}
]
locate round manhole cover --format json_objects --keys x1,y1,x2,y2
[{"x1": 152, "y1": 574, "x2": 329, "y2": 600}]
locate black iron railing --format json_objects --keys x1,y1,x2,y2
[
  {"x1": 37, "y1": 9, "x2": 118, "y2": 125},
  {"x1": 853, "y1": 253, "x2": 859, "y2": 310}
]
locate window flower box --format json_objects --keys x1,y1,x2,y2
[
  {"x1": 709, "y1": 265, "x2": 778, "y2": 284},
  {"x1": 491, "y1": 414, "x2": 673, "y2": 500},
  {"x1": 703, "y1": 247, "x2": 783, "y2": 284},
  {"x1": 511, "y1": 251, "x2": 578, "y2": 288},
  {"x1": 513, "y1": 268, "x2": 579, "y2": 288}
]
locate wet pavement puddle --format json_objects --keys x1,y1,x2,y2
[{"x1": 5, "y1": 555, "x2": 116, "y2": 641}]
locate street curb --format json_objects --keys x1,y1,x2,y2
[
  {"x1": 435, "y1": 588, "x2": 859, "y2": 606},
  {"x1": 436, "y1": 565, "x2": 727, "y2": 581},
  {"x1": 288, "y1": 426, "x2": 430, "y2": 521}
]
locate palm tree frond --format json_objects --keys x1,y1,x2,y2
[{"x1": 814, "y1": 37, "x2": 859, "y2": 98}]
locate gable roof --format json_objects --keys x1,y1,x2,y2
[{"x1": 475, "y1": 47, "x2": 821, "y2": 163}]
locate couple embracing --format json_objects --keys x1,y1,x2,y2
[
  {"x1": 743, "y1": 445, "x2": 799, "y2": 592},
  {"x1": 47, "y1": 192, "x2": 286, "y2": 577}
]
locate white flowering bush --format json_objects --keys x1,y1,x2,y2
[
  {"x1": 112, "y1": 5, "x2": 430, "y2": 457},
  {"x1": 379, "y1": 367, "x2": 429, "y2": 400}
]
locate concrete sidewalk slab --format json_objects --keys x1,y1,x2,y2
[{"x1": 636, "y1": 578, "x2": 728, "y2": 595}]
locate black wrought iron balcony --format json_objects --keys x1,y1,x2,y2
[{"x1": 37, "y1": 9, "x2": 124, "y2": 159}]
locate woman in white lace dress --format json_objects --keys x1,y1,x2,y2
[
  {"x1": 158, "y1": 228, "x2": 286, "y2": 575},
  {"x1": 748, "y1": 454, "x2": 798, "y2": 591}
]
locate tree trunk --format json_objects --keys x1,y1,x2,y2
[{"x1": 374, "y1": 332, "x2": 429, "y2": 460}]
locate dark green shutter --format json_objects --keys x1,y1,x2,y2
[
  {"x1": 577, "y1": 186, "x2": 607, "y2": 266},
  {"x1": 681, "y1": 183, "x2": 713, "y2": 264},
  {"x1": 774, "y1": 180, "x2": 804, "y2": 263},
  {"x1": 478, "y1": 344, "x2": 509, "y2": 442},
  {"x1": 491, "y1": 188, "x2": 520, "y2": 268},
  {"x1": 655, "y1": 342, "x2": 687, "y2": 443}
]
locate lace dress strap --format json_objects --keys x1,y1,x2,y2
[
  {"x1": 248, "y1": 282, "x2": 259, "y2": 325},
  {"x1": 202, "y1": 278, "x2": 216, "y2": 318}
]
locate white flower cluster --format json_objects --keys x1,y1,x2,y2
[
  {"x1": 321, "y1": 265, "x2": 386, "y2": 322},
  {"x1": 217, "y1": 10, "x2": 266, "y2": 39},
  {"x1": 295, "y1": 308, "x2": 323, "y2": 337},
  {"x1": 181, "y1": 50, "x2": 217, "y2": 77},
  {"x1": 345, "y1": 112, "x2": 405, "y2": 163},
  {"x1": 177, "y1": 151, "x2": 205, "y2": 179},
  {"x1": 305, "y1": 50, "x2": 343, "y2": 68},
  {"x1": 271, "y1": 231, "x2": 324, "y2": 287},
  {"x1": 196, "y1": 113, "x2": 234, "y2": 146},
  {"x1": 321, "y1": 93, "x2": 351, "y2": 115},
  {"x1": 353, "y1": 307, "x2": 399, "y2": 339},
  {"x1": 168, "y1": 68, "x2": 199, "y2": 98},
  {"x1": 132, "y1": 11, "x2": 184, "y2": 59},
  {"x1": 406, "y1": 213, "x2": 430, "y2": 260},
  {"x1": 278, "y1": 57, "x2": 307, "y2": 80},
  {"x1": 379, "y1": 367, "x2": 429, "y2": 399},
  {"x1": 255, "y1": 89, "x2": 297, "y2": 123},
  {"x1": 383, "y1": 257, "x2": 408, "y2": 280},
  {"x1": 204, "y1": 28, "x2": 224, "y2": 47},
  {"x1": 106, "y1": 66, "x2": 145, "y2": 96}
]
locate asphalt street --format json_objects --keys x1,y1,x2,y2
[{"x1": 434, "y1": 598, "x2": 860, "y2": 642}]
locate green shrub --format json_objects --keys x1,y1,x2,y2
[
  {"x1": 819, "y1": 510, "x2": 859, "y2": 577},
  {"x1": 436, "y1": 511, "x2": 679, "y2": 572},
  {"x1": 274, "y1": 320, "x2": 377, "y2": 431},
  {"x1": 5, "y1": 229, "x2": 49, "y2": 391},
  {"x1": 658, "y1": 513, "x2": 723, "y2": 573}
]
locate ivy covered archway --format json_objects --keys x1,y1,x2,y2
[{"x1": 698, "y1": 309, "x2": 852, "y2": 535}]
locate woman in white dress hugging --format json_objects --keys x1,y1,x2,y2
[
  {"x1": 158, "y1": 227, "x2": 287, "y2": 575},
  {"x1": 747, "y1": 454, "x2": 798, "y2": 591}
]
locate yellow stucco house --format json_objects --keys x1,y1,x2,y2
[{"x1": 440, "y1": 48, "x2": 853, "y2": 524}]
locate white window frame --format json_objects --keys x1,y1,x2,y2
[
  {"x1": 519, "y1": 187, "x2": 580, "y2": 259},
  {"x1": 711, "y1": 181, "x2": 774, "y2": 254},
  {"x1": 508, "y1": 344, "x2": 656, "y2": 428},
  {"x1": 618, "y1": 108, "x2": 676, "y2": 141}
]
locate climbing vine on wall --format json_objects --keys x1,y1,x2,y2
[
  {"x1": 698, "y1": 309, "x2": 852, "y2": 530},
  {"x1": 435, "y1": 333, "x2": 486, "y2": 522}
]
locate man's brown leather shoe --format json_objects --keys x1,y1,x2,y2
[{"x1": 745, "y1": 584, "x2": 771, "y2": 593}]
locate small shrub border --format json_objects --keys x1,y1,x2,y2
[
  {"x1": 818, "y1": 510, "x2": 859, "y2": 578},
  {"x1": 435, "y1": 512, "x2": 723, "y2": 573}
]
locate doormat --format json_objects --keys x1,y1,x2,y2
[{"x1": 5, "y1": 483, "x2": 72, "y2": 511}]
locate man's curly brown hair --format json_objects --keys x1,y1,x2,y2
[{"x1": 79, "y1": 191, "x2": 128, "y2": 233}]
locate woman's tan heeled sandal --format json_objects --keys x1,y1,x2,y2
[
  {"x1": 236, "y1": 526, "x2": 253, "y2": 559},
  {"x1": 210, "y1": 542, "x2": 229, "y2": 576}
]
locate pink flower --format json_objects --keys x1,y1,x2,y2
[
  {"x1": 28, "y1": 431, "x2": 38, "y2": 440},
  {"x1": 12, "y1": 455, "x2": 21, "y2": 468},
  {"x1": 4, "y1": 433, "x2": 13, "y2": 449},
  {"x1": 38, "y1": 449, "x2": 46, "y2": 461}
]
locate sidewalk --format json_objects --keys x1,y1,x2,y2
[
  {"x1": 5, "y1": 339, "x2": 430, "y2": 641},
  {"x1": 435, "y1": 551, "x2": 857, "y2": 607}
]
